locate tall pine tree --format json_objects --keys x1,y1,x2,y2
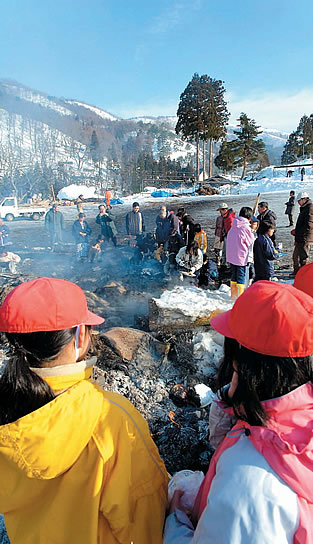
[
  {"x1": 281, "y1": 114, "x2": 313, "y2": 164},
  {"x1": 176, "y1": 73, "x2": 229, "y2": 180}
]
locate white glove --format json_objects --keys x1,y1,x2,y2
[
  {"x1": 191, "y1": 266, "x2": 196, "y2": 273},
  {"x1": 178, "y1": 260, "x2": 184, "y2": 267}
]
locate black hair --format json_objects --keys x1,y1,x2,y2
[
  {"x1": 194, "y1": 223, "x2": 202, "y2": 233},
  {"x1": 98, "y1": 204, "x2": 105, "y2": 209},
  {"x1": 132, "y1": 201, "x2": 139, "y2": 208},
  {"x1": 78, "y1": 213, "x2": 85, "y2": 219},
  {"x1": 96, "y1": 234, "x2": 105, "y2": 242},
  {"x1": 290, "y1": 191, "x2": 295, "y2": 195},
  {"x1": 258, "y1": 220, "x2": 274, "y2": 236},
  {"x1": 217, "y1": 337, "x2": 313, "y2": 426},
  {"x1": 239, "y1": 207, "x2": 253, "y2": 220},
  {"x1": 187, "y1": 240, "x2": 199, "y2": 254},
  {"x1": 258, "y1": 201, "x2": 268, "y2": 209},
  {"x1": 0, "y1": 328, "x2": 76, "y2": 425}
]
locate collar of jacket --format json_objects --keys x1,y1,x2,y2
[{"x1": 29, "y1": 357, "x2": 96, "y2": 392}]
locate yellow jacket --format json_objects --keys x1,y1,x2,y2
[
  {"x1": 194, "y1": 231, "x2": 207, "y2": 253},
  {"x1": 0, "y1": 360, "x2": 168, "y2": 543}
]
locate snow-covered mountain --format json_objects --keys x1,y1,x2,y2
[{"x1": 0, "y1": 79, "x2": 288, "y2": 188}]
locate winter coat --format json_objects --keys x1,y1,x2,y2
[
  {"x1": 72, "y1": 219, "x2": 92, "y2": 244},
  {"x1": 44, "y1": 209, "x2": 65, "y2": 237},
  {"x1": 155, "y1": 216, "x2": 171, "y2": 245},
  {"x1": 215, "y1": 215, "x2": 223, "y2": 240},
  {"x1": 175, "y1": 246, "x2": 203, "y2": 271},
  {"x1": 257, "y1": 208, "x2": 277, "y2": 228},
  {"x1": 222, "y1": 209, "x2": 235, "y2": 237},
  {"x1": 180, "y1": 213, "x2": 195, "y2": 243},
  {"x1": 295, "y1": 198, "x2": 313, "y2": 243},
  {"x1": 285, "y1": 196, "x2": 295, "y2": 215},
  {"x1": 0, "y1": 359, "x2": 168, "y2": 544},
  {"x1": 194, "y1": 231, "x2": 207, "y2": 253},
  {"x1": 96, "y1": 211, "x2": 118, "y2": 238},
  {"x1": 169, "y1": 213, "x2": 180, "y2": 235},
  {"x1": 167, "y1": 232, "x2": 185, "y2": 255},
  {"x1": 253, "y1": 233, "x2": 279, "y2": 280},
  {"x1": 226, "y1": 217, "x2": 255, "y2": 266},
  {"x1": 126, "y1": 210, "x2": 145, "y2": 235},
  {"x1": 164, "y1": 383, "x2": 313, "y2": 544}
]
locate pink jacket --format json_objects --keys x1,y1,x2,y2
[
  {"x1": 193, "y1": 383, "x2": 313, "y2": 543},
  {"x1": 226, "y1": 216, "x2": 255, "y2": 266}
]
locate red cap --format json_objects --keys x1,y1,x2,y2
[
  {"x1": 211, "y1": 281, "x2": 313, "y2": 357},
  {"x1": 0, "y1": 277, "x2": 104, "y2": 333},
  {"x1": 294, "y1": 263, "x2": 313, "y2": 298}
]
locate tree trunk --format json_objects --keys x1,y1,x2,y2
[
  {"x1": 209, "y1": 139, "x2": 213, "y2": 178},
  {"x1": 202, "y1": 139, "x2": 206, "y2": 180},
  {"x1": 196, "y1": 134, "x2": 200, "y2": 181},
  {"x1": 241, "y1": 156, "x2": 247, "y2": 180}
]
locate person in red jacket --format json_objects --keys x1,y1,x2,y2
[{"x1": 216, "y1": 203, "x2": 235, "y2": 266}]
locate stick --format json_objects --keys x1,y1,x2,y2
[
  {"x1": 252, "y1": 193, "x2": 261, "y2": 216},
  {"x1": 51, "y1": 184, "x2": 56, "y2": 201}
]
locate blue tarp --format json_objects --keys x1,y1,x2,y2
[
  {"x1": 110, "y1": 198, "x2": 124, "y2": 205},
  {"x1": 151, "y1": 191, "x2": 173, "y2": 198}
]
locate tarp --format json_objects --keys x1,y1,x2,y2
[
  {"x1": 151, "y1": 190, "x2": 173, "y2": 197},
  {"x1": 110, "y1": 198, "x2": 124, "y2": 205}
]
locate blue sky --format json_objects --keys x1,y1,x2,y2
[{"x1": 1, "y1": 0, "x2": 313, "y2": 131}]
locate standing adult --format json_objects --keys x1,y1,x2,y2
[
  {"x1": 0, "y1": 220, "x2": 10, "y2": 247},
  {"x1": 292, "y1": 191, "x2": 313, "y2": 275},
  {"x1": 105, "y1": 189, "x2": 111, "y2": 208},
  {"x1": 75, "y1": 194, "x2": 84, "y2": 214},
  {"x1": 217, "y1": 203, "x2": 235, "y2": 266},
  {"x1": 155, "y1": 206, "x2": 171, "y2": 247},
  {"x1": 301, "y1": 167, "x2": 305, "y2": 181},
  {"x1": 257, "y1": 201, "x2": 277, "y2": 247},
  {"x1": 44, "y1": 204, "x2": 65, "y2": 248},
  {"x1": 285, "y1": 190, "x2": 295, "y2": 226},
  {"x1": 72, "y1": 213, "x2": 92, "y2": 261},
  {"x1": 176, "y1": 208, "x2": 195, "y2": 245},
  {"x1": 96, "y1": 205, "x2": 118, "y2": 246},
  {"x1": 126, "y1": 202, "x2": 145, "y2": 236}
]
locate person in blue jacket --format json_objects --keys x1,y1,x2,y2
[
  {"x1": 253, "y1": 221, "x2": 279, "y2": 281},
  {"x1": 72, "y1": 212, "x2": 92, "y2": 261}
]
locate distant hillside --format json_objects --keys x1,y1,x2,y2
[{"x1": 0, "y1": 79, "x2": 288, "y2": 196}]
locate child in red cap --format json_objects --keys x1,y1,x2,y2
[
  {"x1": 0, "y1": 278, "x2": 168, "y2": 544},
  {"x1": 165, "y1": 281, "x2": 313, "y2": 544}
]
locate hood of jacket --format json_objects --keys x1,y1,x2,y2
[
  {"x1": 231, "y1": 216, "x2": 250, "y2": 229},
  {"x1": 0, "y1": 359, "x2": 103, "y2": 512}
]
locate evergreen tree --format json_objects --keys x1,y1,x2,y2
[
  {"x1": 176, "y1": 73, "x2": 229, "y2": 180},
  {"x1": 281, "y1": 131, "x2": 299, "y2": 164},
  {"x1": 90, "y1": 130, "x2": 100, "y2": 163},
  {"x1": 232, "y1": 113, "x2": 267, "y2": 179},
  {"x1": 214, "y1": 140, "x2": 236, "y2": 174}
]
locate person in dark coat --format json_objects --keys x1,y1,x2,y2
[
  {"x1": 253, "y1": 222, "x2": 279, "y2": 281},
  {"x1": 0, "y1": 221, "x2": 10, "y2": 247},
  {"x1": 96, "y1": 205, "x2": 118, "y2": 246},
  {"x1": 72, "y1": 213, "x2": 92, "y2": 261},
  {"x1": 164, "y1": 231, "x2": 185, "y2": 274},
  {"x1": 126, "y1": 202, "x2": 145, "y2": 236},
  {"x1": 257, "y1": 201, "x2": 277, "y2": 247},
  {"x1": 155, "y1": 206, "x2": 171, "y2": 247},
  {"x1": 176, "y1": 208, "x2": 195, "y2": 245},
  {"x1": 44, "y1": 204, "x2": 65, "y2": 247},
  {"x1": 285, "y1": 191, "x2": 295, "y2": 226},
  {"x1": 301, "y1": 167, "x2": 305, "y2": 181},
  {"x1": 292, "y1": 192, "x2": 313, "y2": 275}
]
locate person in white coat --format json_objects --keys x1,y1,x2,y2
[{"x1": 164, "y1": 281, "x2": 313, "y2": 544}]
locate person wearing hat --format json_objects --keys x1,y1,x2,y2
[
  {"x1": 216, "y1": 203, "x2": 235, "y2": 267},
  {"x1": 125, "y1": 202, "x2": 145, "y2": 236},
  {"x1": 0, "y1": 278, "x2": 168, "y2": 544},
  {"x1": 164, "y1": 281, "x2": 313, "y2": 543},
  {"x1": 292, "y1": 191, "x2": 313, "y2": 276},
  {"x1": 44, "y1": 203, "x2": 65, "y2": 249}
]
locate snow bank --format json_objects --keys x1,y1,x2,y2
[
  {"x1": 57, "y1": 184, "x2": 101, "y2": 200},
  {"x1": 235, "y1": 159, "x2": 313, "y2": 196},
  {"x1": 156, "y1": 285, "x2": 232, "y2": 319}
]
